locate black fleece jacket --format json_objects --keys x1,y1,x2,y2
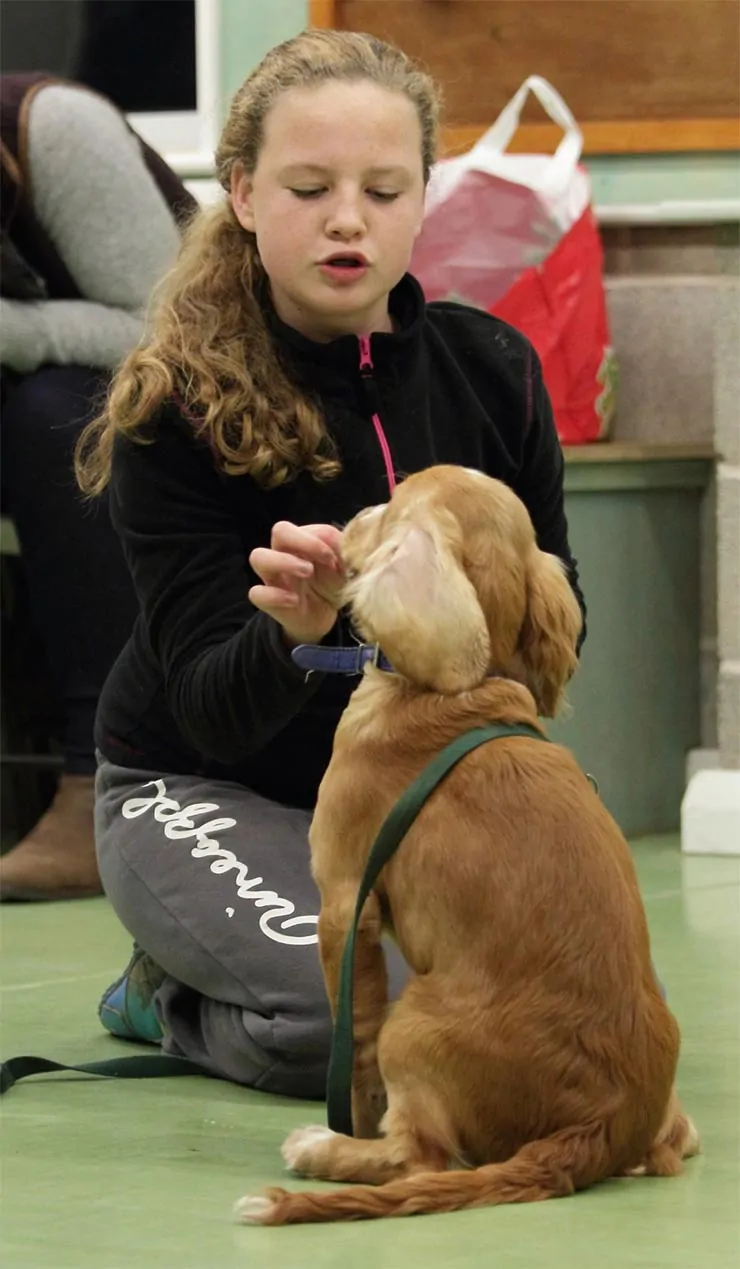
[{"x1": 97, "y1": 274, "x2": 585, "y2": 808}]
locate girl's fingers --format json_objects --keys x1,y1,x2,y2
[
  {"x1": 271, "y1": 522, "x2": 341, "y2": 570},
  {"x1": 248, "y1": 527, "x2": 344, "y2": 631},
  {"x1": 300, "y1": 523, "x2": 344, "y2": 555},
  {"x1": 249, "y1": 547, "x2": 314, "y2": 584},
  {"x1": 248, "y1": 584, "x2": 300, "y2": 612}
]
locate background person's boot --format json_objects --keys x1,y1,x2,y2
[{"x1": 0, "y1": 773, "x2": 102, "y2": 900}]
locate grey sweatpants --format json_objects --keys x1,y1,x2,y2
[{"x1": 95, "y1": 758, "x2": 406, "y2": 1099}]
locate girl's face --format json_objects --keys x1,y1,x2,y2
[{"x1": 231, "y1": 80, "x2": 426, "y2": 343}]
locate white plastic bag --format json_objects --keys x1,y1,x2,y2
[{"x1": 411, "y1": 76, "x2": 592, "y2": 309}]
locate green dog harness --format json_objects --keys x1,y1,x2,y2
[{"x1": 326, "y1": 720, "x2": 550, "y2": 1137}]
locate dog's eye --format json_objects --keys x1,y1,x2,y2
[{"x1": 345, "y1": 567, "x2": 358, "y2": 580}]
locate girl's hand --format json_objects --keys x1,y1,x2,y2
[{"x1": 249, "y1": 522, "x2": 344, "y2": 647}]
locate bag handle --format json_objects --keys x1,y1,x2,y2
[{"x1": 473, "y1": 75, "x2": 583, "y2": 188}]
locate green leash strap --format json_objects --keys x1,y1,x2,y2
[
  {"x1": 0, "y1": 1053, "x2": 206, "y2": 1094},
  {"x1": 326, "y1": 721, "x2": 549, "y2": 1137}
]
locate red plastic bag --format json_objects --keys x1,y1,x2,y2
[
  {"x1": 410, "y1": 76, "x2": 616, "y2": 443},
  {"x1": 491, "y1": 208, "x2": 616, "y2": 444}
]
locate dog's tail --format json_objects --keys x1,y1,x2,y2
[{"x1": 238, "y1": 1122, "x2": 621, "y2": 1226}]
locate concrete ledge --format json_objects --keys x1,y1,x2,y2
[
  {"x1": 681, "y1": 768, "x2": 740, "y2": 856},
  {"x1": 564, "y1": 451, "x2": 713, "y2": 494},
  {"x1": 564, "y1": 442, "x2": 715, "y2": 464}
]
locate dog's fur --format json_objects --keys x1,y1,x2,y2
[{"x1": 238, "y1": 466, "x2": 698, "y2": 1225}]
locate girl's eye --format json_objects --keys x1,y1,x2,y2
[{"x1": 289, "y1": 188, "x2": 400, "y2": 202}]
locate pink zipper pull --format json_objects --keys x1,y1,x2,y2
[
  {"x1": 356, "y1": 336, "x2": 396, "y2": 493},
  {"x1": 358, "y1": 335, "x2": 373, "y2": 373}
]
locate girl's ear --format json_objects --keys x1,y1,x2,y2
[
  {"x1": 349, "y1": 517, "x2": 491, "y2": 693},
  {"x1": 231, "y1": 162, "x2": 255, "y2": 232}
]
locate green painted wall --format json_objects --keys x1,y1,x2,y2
[
  {"x1": 218, "y1": 0, "x2": 307, "y2": 108},
  {"x1": 586, "y1": 153, "x2": 740, "y2": 209},
  {"x1": 217, "y1": 0, "x2": 740, "y2": 208},
  {"x1": 555, "y1": 469, "x2": 709, "y2": 837}
]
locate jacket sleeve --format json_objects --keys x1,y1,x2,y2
[
  {"x1": 109, "y1": 409, "x2": 328, "y2": 764},
  {"x1": 0, "y1": 83, "x2": 182, "y2": 373},
  {"x1": 513, "y1": 347, "x2": 587, "y2": 651},
  {"x1": 28, "y1": 84, "x2": 181, "y2": 312}
]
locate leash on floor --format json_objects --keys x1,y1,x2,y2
[{"x1": 0, "y1": 1052, "x2": 207, "y2": 1093}]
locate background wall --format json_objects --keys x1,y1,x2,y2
[{"x1": 218, "y1": 0, "x2": 305, "y2": 105}]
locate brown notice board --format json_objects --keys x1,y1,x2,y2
[{"x1": 309, "y1": 0, "x2": 740, "y2": 154}]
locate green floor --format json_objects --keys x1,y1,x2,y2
[{"x1": 1, "y1": 836, "x2": 738, "y2": 1268}]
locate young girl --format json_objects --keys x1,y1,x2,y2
[{"x1": 77, "y1": 30, "x2": 585, "y2": 1098}]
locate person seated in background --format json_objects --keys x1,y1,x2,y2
[{"x1": 0, "y1": 71, "x2": 195, "y2": 901}]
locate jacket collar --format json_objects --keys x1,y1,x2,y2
[{"x1": 264, "y1": 273, "x2": 426, "y2": 378}]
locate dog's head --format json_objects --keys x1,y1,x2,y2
[{"x1": 341, "y1": 466, "x2": 582, "y2": 716}]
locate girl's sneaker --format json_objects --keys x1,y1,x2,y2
[{"x1": 99, "y1": 944, "x2": 165, "y2": 1044}]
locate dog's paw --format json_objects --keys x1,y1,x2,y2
[
  {"x1": 234, "y1": 1194, "x2": 276, "y2": 1225},
  {"x1": 282, "y1": 1124, "x2": 337, "y2": 1175}
]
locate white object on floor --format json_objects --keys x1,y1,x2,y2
[{"x1": 681, "y1": 768, "x2": 740, "y2": 856}]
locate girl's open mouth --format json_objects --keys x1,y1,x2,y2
[{"x1": 319, "y1": 255, "x2": 369, "y2": 283}]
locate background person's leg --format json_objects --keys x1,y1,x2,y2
[
  {"x1": 95, "y1": 760, "x2": 408, "y2": 1099},
  {"x1": 0, "y1": 366, "x2": 139, "y2": 900}
]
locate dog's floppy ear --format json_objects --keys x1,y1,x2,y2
[
  {"x1": 353, "y1": 516, "x2": 491, "y2": 693},
  {"x1": 519, "y1": 549, "x2": 582, "y2": 716}
]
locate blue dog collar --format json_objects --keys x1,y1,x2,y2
[{"x1": 291, "y1": 642, "x2": 394, "y2": 676}]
